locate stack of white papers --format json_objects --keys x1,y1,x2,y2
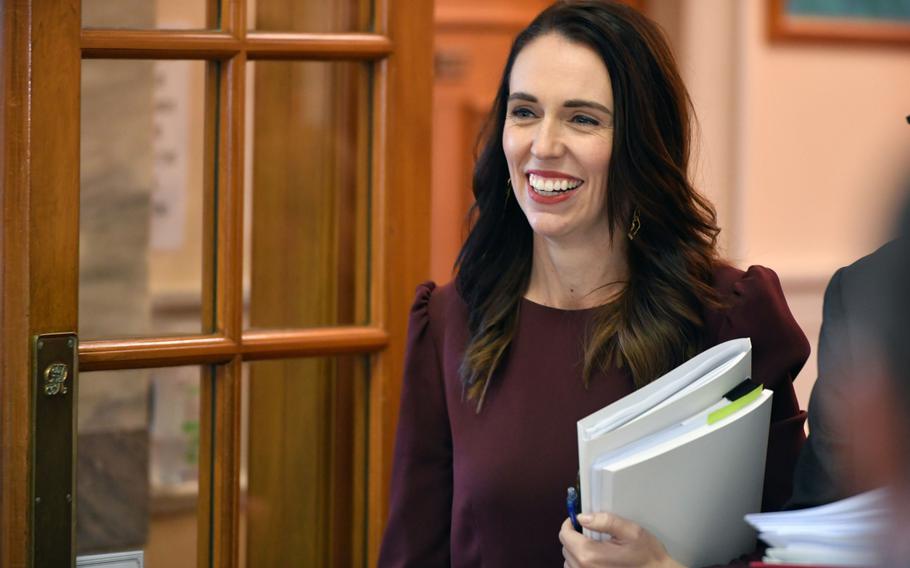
[
  {"x1": 577, "y1": 338, "x2": 775, "y2": 567},
  {"x1": 745, "y1": 490, "x2": 889, "y2": 567}
]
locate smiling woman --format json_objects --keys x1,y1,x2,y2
[
  {"x1": 378, "y1": 2, "x2": 811, "y2": 567},
  {"x1": 461, "y1": 1, "x2": 722, "y2": 411},
  {"x1": 503, "y1": 34, "x2": 616, "y2": 251}
]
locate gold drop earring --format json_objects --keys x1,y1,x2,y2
[{"x1": 627, "y1": 208, "x2": 641, "y2": 240}]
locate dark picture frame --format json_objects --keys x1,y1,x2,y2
[{"x1": 769, "y1": 0, "x2": 910, "y2": 44}]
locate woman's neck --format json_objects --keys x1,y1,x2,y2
[{"x1": 525, "y1": 229, "x2": 628, "y2": 310}]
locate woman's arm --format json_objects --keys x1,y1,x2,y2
[
  {"x1": 377, "y1": 283, "x2": 454, "y2": 567},
  {"x1": 716, "y1": 265, "x2": 810, "y2": 512}
]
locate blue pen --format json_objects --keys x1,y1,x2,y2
[{"x1": 567, "y1": 487, "x2": 582, "y2": 532}]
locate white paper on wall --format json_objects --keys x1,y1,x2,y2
[
  {"x1": 77, "y1": 550, "x2": 144, "y2": 567},
  {"x1": 150, "y1": 59, "x2": 190, "y2": 251}
]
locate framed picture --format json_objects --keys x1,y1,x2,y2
[{"x1": 769, "y1": 0, "x2": 910, "y2": 44}]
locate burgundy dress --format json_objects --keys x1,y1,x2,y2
[{"x1": 378, "y1": 265, "x2": 810, "y2": 568}]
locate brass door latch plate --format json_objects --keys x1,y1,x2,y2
[{"x1": 32, "y1": 332, "x2": 77, "y2": 568}]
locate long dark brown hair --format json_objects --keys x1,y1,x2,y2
[{"x1": 455, "y1": 0, "x2": 721, "y2": 411}]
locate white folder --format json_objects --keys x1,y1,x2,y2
[{"x1": 576, "y1": 338, "x2": 773, "y2": 567}]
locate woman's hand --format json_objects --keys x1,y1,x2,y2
[{"x1": 559, "y1": 512, "x2": 687, "y2": 568}]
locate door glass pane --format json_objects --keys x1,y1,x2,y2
[
  {"x1": 77, "y1": 366, "x2": 202, "y2": 567},
  {"x1": 243, "y1": 61, "x2": 371, "y2": 329},
  {"x1": 239, "y1": 356, "x2": 369, "y2": 567},
  {"x1": 248, "y1": 0, "x2": 372, "y2": 33},
  {"x1": 83, "y1": 0, "x2": 212, "y2": 30},
  {"x1": 80, "y1": 59, "x2": 210, "y2": 340}
]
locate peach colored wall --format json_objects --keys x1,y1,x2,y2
[
  {"x1": 738, "y1": 0, "x2": 910, "y2": 276},
  {"x1": 658, "y1": 0, "x2": 910, "y2": 411}
]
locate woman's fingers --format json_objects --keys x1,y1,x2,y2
[
  {"x1": 559, "y1": 517, "x2": 586, "y2": 547},
  {"x1": 559, "y1": 518, "x2": 589, "y2": 568},
  {"x1": 561, "y1": 513, "x2": 681, "y2": 567},
  {"x1": 577, "y1": 511, "x2": 643, "y2": 542},
  {"x1": 562, "y1": 546, "x2": 582, "y2": 568}
]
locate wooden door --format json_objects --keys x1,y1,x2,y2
[{"x1": 0, "y1": 0, "x2": 431, "y2": 566}]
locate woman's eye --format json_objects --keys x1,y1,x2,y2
[
  {"x1": 571, "y1": 114, "x2": 600, "y2": 126},
  {"x1": 510, "y1": 107, "x2": 536, "y2": 119}
]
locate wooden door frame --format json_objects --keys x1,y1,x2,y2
[
  {"x1": 0, "y1": 0, "x2": 431, "y2": 566},
  {"x1": 2, "y1": 2, "x2": 81, "y2": 567}
]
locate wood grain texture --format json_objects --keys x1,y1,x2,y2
[
  {"x1": 245, "y1": 32, "x2": 392, "y2": 59},
  {"x1": 367, "y1": 0, "x2": 434, "y2": 564},
  {"x1": 28, "y1": 1, "x2": 81, "y2": 566},
  {"x1": 79, "y1": 336, "x2": 237, "y2": 371},
  {"x1": 215, "y1": 53, "x2": 246, "y2": 345},
  {"x1": 220, "y1": 0, "x2": 245, "y2": 38},
  {"x1": 201, "y1": 57, "x2": 219, "y2": 339},
  {"x1": 3, "y1": 0, "x2": 427, "y2": 565},
  {"x1": 81, "y1": 29, "x2": 393, "y2": 60},
  {"x1": 245, "y1": 3, "x2": 376, "y2": 561},
  {"x1": 242, "y1": 328, "x2": 389, "y2": 359},
  {"x1": 30, "y1": 3, "x2": 80, "y2": 335},
  {"x1": 207, "y1": 0, "x2": 245, "y2": 560},
  {"x1": 1, "y1": 1, "x2": 33, "y2": 565},
  {"x1": 77, "y1": 328, "x2": 389, "y2": 371},
  {"x1": 210, "y1": 358, "x2": 242, "y2": 568},
  {"x1": 247, "y1": 44, "x2": 341, "y2": 555},
  {"x1": 197, "y1": 363, "x2": 214, "y2": 568},
  {"x1": 81, "y1": 30, "x2": 242, "y2": 59},
  {"x1": 197, "y1": 8, "x2": 222, "y2": 566}
]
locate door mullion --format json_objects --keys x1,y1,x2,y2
[{"x1": 198, "y1": 356, "x2": 242, "y2": 568}]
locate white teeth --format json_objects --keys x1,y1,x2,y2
[{"x1": 527, "y1": 173, "x2": 582, "y2": 193}]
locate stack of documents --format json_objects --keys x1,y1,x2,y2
[
  {"x1": 577, "y1": 338, "x2": 773, "y2": 567},
  {"x1": 744, "y1": 490, "x2": 888, "y2": 567}
]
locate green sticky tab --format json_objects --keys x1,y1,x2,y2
[{"x1": 707, "y1": 385, "x2": 763, "y2": 425}]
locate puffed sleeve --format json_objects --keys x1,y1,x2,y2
[
  {"x1": 715, "y1": 266, "x2": 810, "y2": 513},
  {"x1": 377, "y1": 282, "x2": 453, "y2": 567}
]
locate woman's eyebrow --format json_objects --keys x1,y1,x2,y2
[
  {"x1": 564, "y1": 99, "x2": 612, "y2": 116},
  {"x1": 507, "y1": 92, "x2": 537, "y2": 103},
  {"x1": 508, "y1": 93, "x2": 612, "y2": 116}
]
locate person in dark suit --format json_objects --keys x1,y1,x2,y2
[
  {"x1": 787, "y1": 241, "x2": 901, "y2": 509},
  {"x1": 849, "y1": 200, "x2": 910, "y2": 565},
  {"x1": 788, "y1": 195, "x2": 910, "y2": 564}
]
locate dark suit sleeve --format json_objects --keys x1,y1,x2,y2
[
  {"x1": 716, "y1": 266, "x2": 810, "y2": 513},
  {"x1": 378, "y1": 283, "x2": 453, "y2": 567},
  {"x1": 787, "y1": 268, "x2": 853, "y2": 509}
]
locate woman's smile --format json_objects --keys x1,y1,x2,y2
[{"x1": 525, "y1": 170, "x2": 584, "y2": 204}]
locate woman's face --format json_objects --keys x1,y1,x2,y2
[{"x1": 503, "y1": 33, "x2": 615, "y2": 242}]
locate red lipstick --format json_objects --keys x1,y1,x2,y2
[{"x1": 524, "y1": 170, "x2": 583, "y2": 205}]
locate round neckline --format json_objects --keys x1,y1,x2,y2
[{"x1": 520, "y1": 296, "x2": 601, "y2": 314}]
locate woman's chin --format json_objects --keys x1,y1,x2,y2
[{"x1": 528, "y1": 222, "x2": 573, "y2": 241}]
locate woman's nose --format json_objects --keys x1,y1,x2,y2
[{"x1": 530, "y1": 119, "x2": 564, "y2": 160}]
